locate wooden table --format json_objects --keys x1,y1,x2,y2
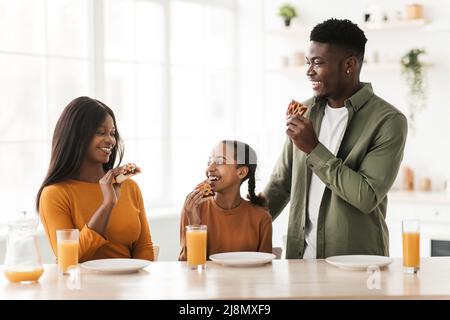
[{"x1": 1, "y1": 258, "x2": 450, "y2": 299}]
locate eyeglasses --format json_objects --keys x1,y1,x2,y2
[{"x1": 207, "y1": 157, "x2": 227, "y2": 166}]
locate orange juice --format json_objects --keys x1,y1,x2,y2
[
  {"x1": 58, "y1": 240, "x2": 79, "y2": 273},
  {"x1": 5, "y1": 267, "x2": 44, "y2": 283},
  {"x1": 403, "y1": 232, "x2": 420, "y2": 268},
  {"x1": 186, "y1": 227, "x2": 207, "y2": 268}
]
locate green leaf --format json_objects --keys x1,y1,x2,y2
[
  {"x1": 400, "y1": 48, "x2": 427, "y2": 131},
  {"x1": 278, "y1": 4, "x2": 298, "y2": 19}
]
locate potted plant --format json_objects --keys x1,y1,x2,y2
[
  {"x1": 401, "y1": 48, "x2": 427, "y2": 131},
  {"x1": 278, "y1": 4, "x2": 298, "y2": 27}
]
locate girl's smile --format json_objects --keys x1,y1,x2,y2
[{"x1": 207, "y1": 174, "x2": 221, "y2": 191}]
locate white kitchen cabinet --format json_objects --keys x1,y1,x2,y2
[{"x1": 387, "y1": 191, "x2": 450, "y2": 257}]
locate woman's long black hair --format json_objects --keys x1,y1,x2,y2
[
  {"x1": 36, "y1": 97, "x2": 124, "y2": 211},
  {"x1": 222, "y1": 140, "x2": 266, "y2": 207}
]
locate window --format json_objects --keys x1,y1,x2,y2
[
  {"x1": 0, "y1": 0, "x2": 236, "y2": 223},
  {"x1": 169, "y1": 0, "x2": 235, "y2": 201},
  {"x1": 0, "y1": 0, "x2": 91, "y2": 223}
]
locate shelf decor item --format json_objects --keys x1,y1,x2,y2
[
  {"x1": 278, "y1": 3, "x2": 297, "y2": 27},
  {"x1": 405, "y1": 3, "x2": 424, "y2": 20},
  {"x1": 293, "y1": 51, "x2": 305, "y2": 66},
  {"x1": 403, "y1": 166, "x2": 414, "y2": 191},
  {"x1": 401, "y1": 48, "x2": 427, "y2": 131}
]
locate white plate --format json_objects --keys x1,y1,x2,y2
[
  {"x1": 80, "y1": 258, "x2": 151, "y2": 274},
  {"x1": 325, "y1": 255, "x2": 393, "y2": 270},
  {"x1": 210, "y1": 252, "x2": 276, "y2": 267}
]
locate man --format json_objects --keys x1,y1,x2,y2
[{"x1": 263, "y1": 18, "x2": 408, "y2": 259}]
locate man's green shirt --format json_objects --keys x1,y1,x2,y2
[{"x1": 264, "y1": 83, "x2": 408, "y2": 259}]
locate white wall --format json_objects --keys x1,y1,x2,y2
[{"x1": 148, "y1": 211, "x2": 181, "y2": 261}]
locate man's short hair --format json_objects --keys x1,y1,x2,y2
[{"x1": 310, "y1": 18, "x2": 367, "y2": 62}]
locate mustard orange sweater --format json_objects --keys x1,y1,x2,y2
[
  {"x1": 179, "y1": 197, "x2": 272, "y2": 260},
  {"x1": 39, "y1": 179, "x2": 154, "y2": 262}
]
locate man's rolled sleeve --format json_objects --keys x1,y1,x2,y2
[{"x1": 306, "y1": 142, "x2": 334, "y2": 171}]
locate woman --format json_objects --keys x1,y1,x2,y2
[
  {"x1": 37, "y1": 97, "x2": 154, "y2": 262},
  {"x1": 178, "y1": 140, "x2": 272, "y2": 260}
]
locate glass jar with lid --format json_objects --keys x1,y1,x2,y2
[{"x1": 3, "y1": 211, "x2": 44, "y2": 283}]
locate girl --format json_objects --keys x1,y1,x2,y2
[
  {"x1": 178, "y1": 140, "x2": 272, "y2": 260},
  {"x1": 37, "y1": 97, "x2": 154, "y2": 262}
]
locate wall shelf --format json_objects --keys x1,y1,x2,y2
[
  {"x1": 266, "y1": 19, "x2": 443, "y2": 38},
  {"x1": 363, "y1": 62, "x2": 400, "y2": 71},
  {"x1": 389, "y1": 190, "x2": 450, "y2": 206},
  {"x1": 266, "y1": 62, "x2": 433, "y2": 76},
  {"x1": 361, "y1": 19, "x2": 427, "y2": 31},
  {"x1": 363, "y1": 62, "x2": 433, "y2": 71},
  {"x1": 266, "y1": 26, "x2": 311, "y2": 38},
  {"x1": 265, "y1": 66, "x2": 306, "y2": 77}
]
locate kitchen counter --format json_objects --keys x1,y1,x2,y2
[
  {"x1": 389, "y1": 190, "x2": 450, "y2": 205},
  {"x1": 2, "y1": 258, "x2": 450, "y2": 299}
]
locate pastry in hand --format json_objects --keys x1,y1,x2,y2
[
  {"x1": 113, "y1": 163, "x2": 141, "y2": 184},
  {"x1": 286, "y1": 99, "x2": 308, "y2": 118},
  {"x1": 196, "y1": 180, "x2": 214, "y2": 198}
]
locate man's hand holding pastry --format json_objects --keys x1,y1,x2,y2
[{"x1": 285, "y1": 99, "x2": 319, "y2": 154}]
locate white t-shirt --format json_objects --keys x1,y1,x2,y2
[{"x1": 303, "y1": 105, "x2": 348, "y2": 259}]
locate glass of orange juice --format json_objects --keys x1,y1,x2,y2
[
  {"x1": 57, "y1": 229, "x2": 79, "y2": 275},
  {"x1": 402, "y1": 220, "x2": 420, "y2": 274},
  {"x1": 186, "y1": 225, "x2": 207, "y2": 270}
]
